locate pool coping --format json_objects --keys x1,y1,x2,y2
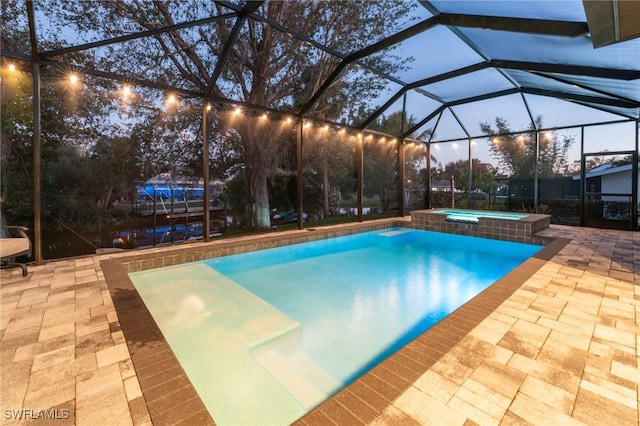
[{"x1": 102, "y1": 219, "x2": 569, "y2": 425}]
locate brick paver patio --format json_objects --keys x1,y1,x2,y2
[{"x1": 1, "y1": 224, "x2": 638, "y2": 425}]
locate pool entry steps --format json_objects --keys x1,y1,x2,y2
[
  {"x1": 411, "y1": 208, "x2": 550, "y2": 244},
  {"x1": 249, "y1": 328, "x2": 343, "y2": 410},
  {"x1": 129, "y1": 264, "x2": 314, "y2": 424}
]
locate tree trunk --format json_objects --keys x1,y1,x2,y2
[
  {"x1": 245, "y1": 166, "x2": 271, "y2": 229},
  {"x1": 101, "y1": 186, "x2": 113, "y2": 210},
  {"x1": 322, "y1": 161, "x2": 330, "y2": 217},
  {"x1": 235, "y1": 117, "x2": 284, "y2": 230},
  {"x1": 380, "y1": 189, "x2": 391, "y2": 212}
]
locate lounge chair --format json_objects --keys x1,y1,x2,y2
[{"x1": 0, "y1": 225, "x2": 32, "y2": 276}]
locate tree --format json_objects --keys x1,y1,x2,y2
[
  {"x1": 0, "y1": 17, "x2": 156, "y2": 238},
  {"x1": 41, "y1": 1, "x2": 415, "y2": 229},
  {"x1": 364, "y1": 111, "x2": 423, "y2": 212},
  {"x1": 363, "y1": 135, "x2": 397, "y2": 212},
  {"x1": 432, "y1": 159, "x2": 497, "y2": 193},
  {"x1": 480, "y1": 116, "x2": 573, "y2": 177},
  {"x1": 86, "y1": 135, "x2": 141, "y2": 209},
  {"x1": 302, "y1": 126, "x2": 355, "y2": 218}
]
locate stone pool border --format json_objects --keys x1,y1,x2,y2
[{"x1": 101, "y1": 218, "x2": 568, "y2": 425}]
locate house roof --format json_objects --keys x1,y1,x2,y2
[
  {"x1": 433, "y1": 180, "x2": 453, "y2": 187},
  {"x1": 573, "y1": 162, "x2": 639, "y2": 180}
]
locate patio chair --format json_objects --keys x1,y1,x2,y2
[{"x1": 0, "y1": 225, "x2": 32, "y2": 276}]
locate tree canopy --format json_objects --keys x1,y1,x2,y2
[
  {"x1": 480, "y1": 116, "x2": 574, "y2": 177},
  {"x1": 1, "y1": 0, "x2": 421, "y2": 259}
]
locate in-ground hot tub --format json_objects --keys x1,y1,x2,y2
[{"x1": 411, "y1": 208, "x2": 550, "y2": 244}]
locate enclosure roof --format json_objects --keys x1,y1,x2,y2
[{"x1": 2, "y1": 0, "x2": 639, "y2": 141}]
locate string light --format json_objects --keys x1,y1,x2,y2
[
  {"x1": 8, "y1": 64, "x2": 16, "y2": 72},
  {"x1": 206, "y1": 104, "x2": 212, "y2": 111},
  {"x1": 166, "y1": 94, "x2": 177, "y2": 105}
]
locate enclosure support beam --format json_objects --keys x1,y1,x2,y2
[
  {"x1": 202, "y1": 104, "x2": 210, "y2": 241},
  {"x1": 356, "y1": 134, "x2": 364, "y2": 222},
  {"x1": 425, "y1": 142, "x2": 432, "y2": 209},
  {"x1": 521, "y1": 93, "x2": 537, "y2": 131},
  {"x1": 448, "y1": 107, "x2": 471, "y2": 208},
  {"x1": 31, "y1": 63, "x2": 42, "y2": 265},
  {"x1": 468, "y1": 137, "x2": 472, "y2": 209},
  {"x1": 399, "y1": 94, "x2": 407, "y2": 217},
  {"x1": 27, "y1": 1, "x2": 42, "y2": 265},
  {"x1": 399, "y1": 141, "x2": 405, "y2": 217},
  {"x1": 534, "y1": 132, "x2": 540, "y2": 213},
  {"x1": 296, "y1": 120, "x2": 304, "y2": 230},
  {"x1": 424, "y1": 112, "x2": 442, "y2": 209},
  {"x1": 579, "y1": 127, "x2": 585, "y2": 227},
  {"x1": 633, "y1": 120, "x2": 639, "y2": 230}
]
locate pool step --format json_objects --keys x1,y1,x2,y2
[
  {"x1": 378, "y1": 229, "x2": 412, "y2": 237},
  {"x1": 251, "y1": 345, "x2": 342, "y2": 410}
]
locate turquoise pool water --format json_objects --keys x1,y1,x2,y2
[{"x1": 129, "y1": 228, "x2": 542, "y2": 425}]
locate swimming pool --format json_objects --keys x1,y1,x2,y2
[{"x1": 129, "y1": 227, "x2": 542, "y2": 425}]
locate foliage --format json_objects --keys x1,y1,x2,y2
[
  {"x1": 364, "y1": 111, "x2": 418, "y2": 212},
  {"x1": 576, "y1": 153, "x2": 634, "y2": 174},
  {"x1": 1, "y1": 0, "x2": 420, "y2": 254},
  {"x1": 35, "y1": 0, "x2": 416, "y2": 229},
  {"x1": 363, "y1": 137, "x2": 397, "y2": 212},
  {"x1": 431, "y1": 158, "x2": 497, "y2": 194},
  {"x1": 514, "y1": 203, "x2": 551, "y2": 214},
  {"x1": 480, "y1": 116, "x2": 574, "y2": 177},
  {"x1": 302, "y1": 126, "x2": 355, "y2": 218}
]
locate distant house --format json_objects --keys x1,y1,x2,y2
[
  {"x1": 573, "y1": 162, "x2": 639, "y2": 221},
  {"x1": 432, "y1": 180, "x2": 454, "y2": 192},
  {"x1": 573, "y1": 162, "x2": 639, "y2": 202}
]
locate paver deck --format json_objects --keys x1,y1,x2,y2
[{"x1": 1, "y1": 223, "x2": 638, "y2": 425}]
